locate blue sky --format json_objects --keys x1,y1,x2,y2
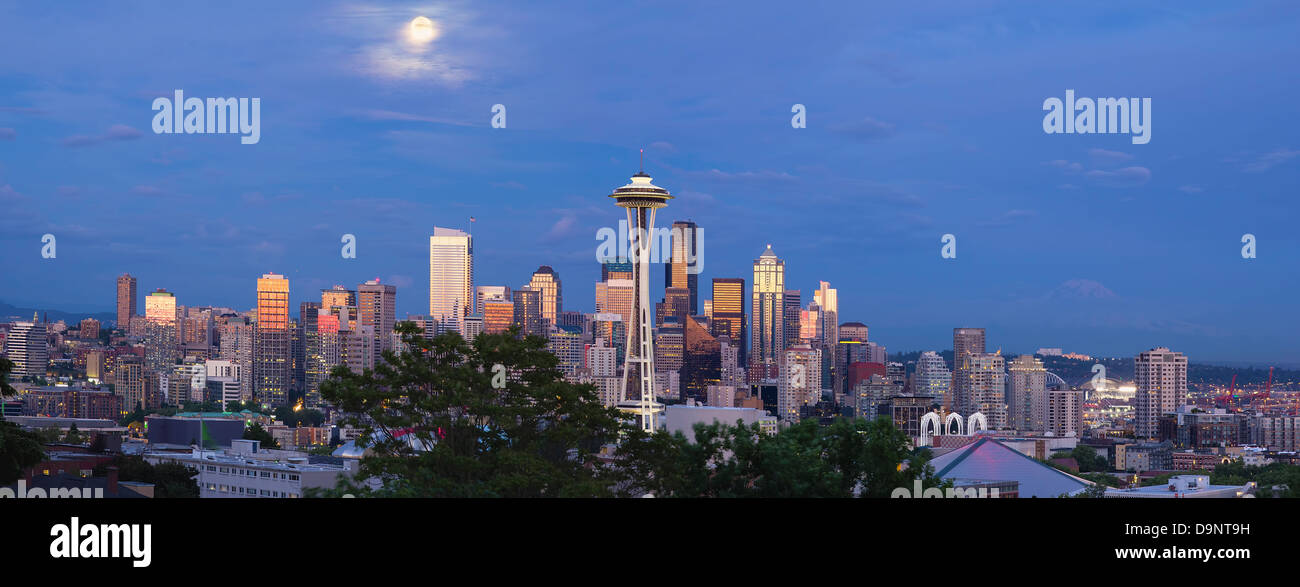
[{"x1": 1, "y1": 1, "x2": 1297, "y2": 363}]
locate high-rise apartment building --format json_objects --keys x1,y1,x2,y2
[
  {"x1": 914, "y1": 351, "x2": 950, "y2": 401},
  {"x1": 358, "y1": 278, "x2": 397, "y2": 357},
  {"x1": 966, "y1": 352, "x2": 1007, "y2": 429},
  {"x1": 116, "y1": 274, "x2": 137, "y2": 330},
  {"x1": 144, "y1": 289, "x2": 179, "y2": 373},
  {"x1": 1047, "y1": 389, "x2": 1084, "y2": 437},
  {"x1": 1008, "y1": 355, "x2": 1047, "y2": 432},
  {"x1": 952, "y1": 327, "x2": 987, "y2": 414},
  {"x1": 1134, "y1": 347, "x2": 1188, "y2": 440},
  {"x1": 429, "y1": 227, "x2": 473, "y2": 333},
  {"x1": 778, "y1": 343, "x2": 822, "y2": 422}
]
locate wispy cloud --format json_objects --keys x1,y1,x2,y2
[
  {"x1": 1242, "y1": 148, "x2": 1300, "y2": 173},
  {"x1": 61, "y1": 124, "x2": 142, "y2": 148}
]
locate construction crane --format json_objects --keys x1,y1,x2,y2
[{"x1": 1215, "y1": 374, "x2": 1238, "y2": 406}]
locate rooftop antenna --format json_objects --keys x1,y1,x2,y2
[{"x1": 639, "y1": 148, "x2": 644, "y2": 173}]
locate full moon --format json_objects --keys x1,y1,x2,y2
[{"x1": 407, "y1": 16, "x2": 438, "y2": 44}]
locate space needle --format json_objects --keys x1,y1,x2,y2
[{"x1": 609, "y1": 155, "x2": 672, "y2": 432}]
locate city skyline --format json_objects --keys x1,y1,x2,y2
[{"x1": 2, "y1": 2, "x2": 1298, "y2": 364}]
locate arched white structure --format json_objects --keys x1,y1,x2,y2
[
  {"x1": 920, "y1": 412, "x2": 942, "y2": 446},
  {"x1": 967, "y1": 411, "x2": 988, "y2": 433},
  {"x1": 944, "y1": 412, "x2": 964, "y2": 436}
]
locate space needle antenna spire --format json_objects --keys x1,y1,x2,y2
[{"x1": 608, "y1": 157, "x2": 673, "y2": 432}]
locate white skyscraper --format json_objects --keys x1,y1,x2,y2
[
  {"x1": 914, "y1": 351, "x2": 950, "y2": 400},
  {"x1": 3, "y1": 319, "x2": 48, "y2": 379},
  {"x1": 429, "y1": 227, "x2": 474, "y2": 333},
  {"x1": 1134, "y1": 347, "x2": 1188, "y2": 440}
]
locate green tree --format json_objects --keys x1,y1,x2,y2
[
  {"x1": 319, "y1": 322, "x2": 627, "y2": 497},
  {"x1": 0, "y1": 357, "x2": 47, "y2": 484},
  {"x1": 63, "y1": 423, "x2": 83, "y2": 445},
  {"x1": 614, "y1": 416, "x2": 947, "y2": 498},
  {"x1": 242, "y1": 422, "x2": 280, "y2": 449},
  {"x1": 99, "y1": 455, "x2": 199, "y2": 498}
]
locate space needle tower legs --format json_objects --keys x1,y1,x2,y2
[{"x1": 608, "y1": 163, "x2": 673, "y2": 433}]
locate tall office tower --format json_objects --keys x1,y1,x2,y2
[
  {"x1": 481, "y1": 292, "x2": 515, "y2": 334},
  {"x1": 663, "y1": 220, "x2": 700, "y2": 315},
  {"x1": 702, "y1": 300, "x2": 712, "y2": 319},
  {"x1": 1007, "y1": 355, "x2": 1048, "y2": 432},
  {"x1": 1134, "y1": 347, "x2": 1188, "y2": 440},
  {"x1": 595, "y1": 278, "x2": 634, "y2": 323},
  {"x1": 782, "y1": 290, "x2": 802, "y2": 349},
  {"x1": 305, "y1": 311, "x2": 342, "y2": 407},
  {"x1": 654, "y1": 319, "x2": 684, "y2": 374},
  {"x1": 358, "y1": 278, "x2": 397, "y2": 357},
  {"x1": 834, "y1": 322, "x2": 870, "y2": 398},
  {"x1": 115, "y1": 356, "x2": 146, "y2": 416},
  {"x1": 657, "y1": 286, "x2": 690, "y2": 326},
  {"x1": 321, "y1": 285, "x2": 357, "y2": 314},
  {"x1": 951, "y1": 327, "x2": 987, "y2": 414},
  {"x1": 3, "y1": 319, "x2": 48, "y2": 378},
  {"x1": 750, "y1": 245, "x2": 785, "y2": 378},
  {"x1": 681, "y1": 317, "x2": 721, "y2": 402},
  {"x1": 527, "y1": 266, "x2": 562, "y2": 329},
  {"x1": 966, "y1": 353, "x2": 1007, "y2": 429},
  {"x1": 609, "y1": 168, "x2": 674, "y2": 431},
  {"x1": 512, "y1": 287, "x2": 544, "y2": 337},
  {"x1": 181, "y1": 307, "x2": 212, "y2": 347},
  {"x1": 914, "y1": 351, "x2": 951, "y2": 400},
  {"x1": 429, "y1": 226, "x2": 474, "y2": 333},
  {"x1": 813, "y1": 281, "x2": 838, "y2": 347},
  {"x1": 254, "y1": 273, "x2": 291, "y2": 406},
  {"x1": 298, "y1": 302, "x2": 321, "y2": 398},
  {"x1": 1047, "y1": 389, "x2": 1084, "y2": 438},
  {"x1": 216, "y1": 315, "x2": 254, "y2": 400},
  {"x1": 601, "y1": 260, "x2": 633, "y2": 281},
  {"x1": 116, "y1": 274, "x2": 137, "y2": 330},
  {"x1": 144, "y1": 289, "x2": 179, "y2": 373},
  {"x1": 476, "y1": 286, "x2": 512, "y2": 316},
  {"x1": 557, "y1": 311, "x2": 584, "y2": 330},
  {"x1": 799, "y1": 302, "x2": 820, "y2": 342},
  {"x1": 778, "y1": 343, "x2": 822, "y2": 422},
  {"x1": 709, "y1": 278, "x2": 746, "y2": 365}
]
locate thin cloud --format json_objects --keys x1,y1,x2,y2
[
  {"x1": 829, "y1": 116, "x2": 896, "y2": 140},
  {"x1": 1242, "y1": 148, "x2": 1300, "y2": 173},
  {"x1": 1084, "y1": 166, "x2": 1151, "y2": 187},
  {"x1": 61, "y1": 124, "x2": 143, "y2": 148}
]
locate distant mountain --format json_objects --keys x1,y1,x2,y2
[{"x1": 0, "y1": 300, "x2": 117, "y2": 327}]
